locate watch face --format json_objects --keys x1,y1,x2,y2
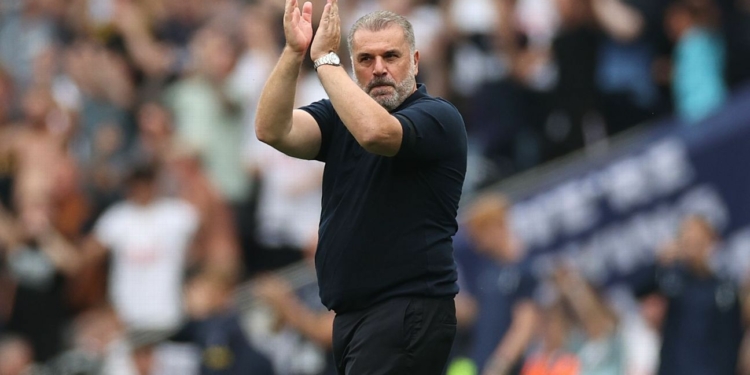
[{"x1": 315, "y1": 53, "x2": 341, "y2": 70}]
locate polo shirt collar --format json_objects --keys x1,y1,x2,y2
[{"x1": 392, "y1": 84, "x2": 427, "y2": 112}]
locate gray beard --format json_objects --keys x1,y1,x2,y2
[{"x1": 358, "y1": 69, "x2": 417, "y2": 112}]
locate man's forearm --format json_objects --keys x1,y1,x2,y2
[
  {"x1": 485, "y1": 302, "x2": 538, "y2": 375},
  {"x1": 316, "y1": 65, "x2": 402, "y2": 155},
  {"x1": 273, "y1": 295, "x2": 333, "y2": 347},
  {"x1": 255, "y1": 48, "x2": 305, "y2": 144}
]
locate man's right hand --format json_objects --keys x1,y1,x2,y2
[{"x1": 284, "y1": 0, "x2": 314, "y2": 55}]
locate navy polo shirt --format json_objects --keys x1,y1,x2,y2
[
  {"x1": 299, "y1": 84, "x2": 467, "y2": 313},
  {"x1": 471, "y1": 260, "x2": 539, "y2": 372},
  {"x1": 627, "y1": 264, "x2": 743, "y2": 375}
]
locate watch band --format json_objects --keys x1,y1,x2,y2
[{"x1": 314, "y1": 52, "x2": 341, "y2": 71}]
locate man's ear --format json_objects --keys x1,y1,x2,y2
[{"x1": 413, "y1": 50, "x2": 420, "y2": 76}]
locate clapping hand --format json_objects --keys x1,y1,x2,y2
[
  {"x1": 309, "y1": 0, "x2": 341, "y2": 61},
  {"x1": 284, "y1": 0, "x2": 314, "y2": 56}
]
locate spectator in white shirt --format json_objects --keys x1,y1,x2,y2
[{"x1": 82, "y1": 163, "x2": 200, "y2": 332}]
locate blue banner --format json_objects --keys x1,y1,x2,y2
[{"x1": 491, "y1": 85, "x2": 750, "y2": 283}]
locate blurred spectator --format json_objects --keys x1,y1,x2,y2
[
  {"x1": 171, "y1": 268, "x2": 274, "y2": 375},
  {"x1": 63, "y1": 40, "x2": 137, "y2": 202},
  {"x1": 441, "y1": 0, "x2": 502, "y2": 100},
  {"x1": 0, "y1": 0, "x2": 55, "y2": 92},
  {"x1": 665, "y1": 0, "x2": 727, "y2": 123},
  {"x1": 101, "y1": 334, "x2": 200, "y2": 375},
  {"x1": 244, "y1": 60, "x2": 324, "y2": 275},
  {"x1": 229, "y1": 4, "x2": 278, "y2": 152},
  {"x1": 547, "y1": 0, "x2": 603, "y2": 158},
  {"x1": 591, "y1": 0, "x2": 671, "y2": 135},
  {"x1": 10, "y1": 85, "x2": 81, "y2": 229},
  {"x1": 0, "y1": 202, "x2": 81, "y2": 362},
  {"x1": 166, "y1": 143, "x2": 242, "y2": 278},
  {"x1": 62, "y1": 304, "x2": 124, "y2": 374},
  {"x1": 0, "y1": 85, "x2": 83, "y2": 361},
  {"x1": 251, "y1": 239, "x2": 336, "y2": 375},
  {"x1": 131, "y1": 101, "x2": 175, "y2": 165},
  {"x1": 82, "y1": 162, "x2": 199, "y2": 332},
  {"x1": 623, "y1": 215, "x2": 745, "y2": 375},
  {"x1": 0, "y1": 335, "x2": 35, "y2": 375},
  {"x1": 467, "y1": 32, "x2": 549, "y2": 179},
  {"x1": 550, "y1": 267, "x2": 624, "y2": 375},
  {"x1": 164, "y1": 25, "x2": 253, "y2": 268},
  {"x1": 620, "y1": 293, "x2": 664, "y2": 375},
  {"x1": 520, "y1": 301, "x2": 581, "y2": 375},
  {"x1": 718, "y1": 0, "x2": 750, "y2": 89},
  {"x1": 463, "y1": 194, "x2": 540, "y2": 375},
  {"x1": 148, "y1": 97, "x2": 242, "y2": 277},
  {"x1": 165, "y1": 25, "x2": 248, "y2": 205}
]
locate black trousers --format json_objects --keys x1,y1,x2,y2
[{"x1": 332, "y1": 296, "x2": 457, "y2": 375}]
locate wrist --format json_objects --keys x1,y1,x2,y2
[
  {"x1": 313, "y1": 51, "x2": 341, "y2": 71},
  {"x1": 311, "y1": 50, "x2": 338, "y2": 62},
  {"x1": 283, "y1": 46, "x2": 307, "y2": 62},
  {"x1": 314, "y1": 64, "x2": 342, "y2": 75}
]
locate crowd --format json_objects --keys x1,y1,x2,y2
[
  {"x1": 452, "y1": 194, "x2": 749, "y2": 375},
  {"x1": 0, "y1": 0, "x2": 748, "y2": 374}
]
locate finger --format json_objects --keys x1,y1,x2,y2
[
  {"x1": 284, "y1": 0, "x2": 295, "y2": 19},
  {"x1": 332, "y1": 0, "x2": 340, "y2": 23},
  {"x1": 292, "y1": 6, "x2": 300, "y2": 26},
  {"x1": 302, "y1": 1, "x2": 313, "y2": 23},
  {"x1": 329, "y1": 3, "x2": 337, "y2": 26},
  {"x1": 319, "y1": 1, "x2": 331, "y2": 24},
  {"x1": 334, "y1": 3, "x2": 340, "y2": 29}
]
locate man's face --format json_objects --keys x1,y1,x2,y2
[
  {"x1": 678, "y1": 217, "x2": 715, "y2": 268},
  {"x1": 468, "y1": 215, "x2": 515, "y2": 261},
  {"x1": 351, "y1": 25, "x2": 419, "y2": 112}
]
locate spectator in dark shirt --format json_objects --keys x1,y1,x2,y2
[
  {"x1": 463, "y1": 193, "x2": 539, "y2": 375},
  {"x1": 625, "y1": 215, "x2": 745, "y2": 375},
  {"x1": 717, "y1": 0, "x2": 750, "y2": 89},
  {"x1": 590, "y1": 0, "x2": 672, "y2": 134},
  {"x1": 173, "y1": 269, "x2": 275, "y2": 375},
  {"x1": 548, "y1": 0, "x2": 602, "y2": 159}
]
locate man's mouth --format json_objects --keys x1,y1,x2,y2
[{"x1": 369, "y1": 85, "x2": 394, "y2": 95}]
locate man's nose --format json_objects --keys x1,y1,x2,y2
[{"x1": 373, "y1": 57, "x2": 387, "y2": 76}]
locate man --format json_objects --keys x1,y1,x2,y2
[
  {"x1": 462, "y1": 194, "x2": 539, "y2": 375},
  {"x1": 254, "y1": 0, "x2": 467, "y2": 373},
  {"x1": 624, "y1": 215, "x2": 745, "y2": 375},
  {"x1": 172, "y1": 269, "x2": 275, "y2": 375},
  {"x1": 83, "y1": 163, "x2": 200, "y2": 332}
]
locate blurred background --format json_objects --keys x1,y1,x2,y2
[{"x1": 0, "y1": 0, "x2": 748, "y2": 374}]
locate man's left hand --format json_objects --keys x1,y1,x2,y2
[{"x1": 310, "y1": 0, "x2": 341, "y2": 61}]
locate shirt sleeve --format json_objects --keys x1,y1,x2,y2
[
  {"x1": 298, "y1": 99, "x2": 337, "y2": 162},
  {"x1": 176, "y1": 200, "x2": 201, "y2": 237},
  {"x1": 515, "y1": 271, "x2": 539, "y2": 302},
  {"x1": 93, "y1": 207, "x2": 119, "y2": 250},
  {"x1": 394, "y1": 98, "x2": 467, "y2": 161}
]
